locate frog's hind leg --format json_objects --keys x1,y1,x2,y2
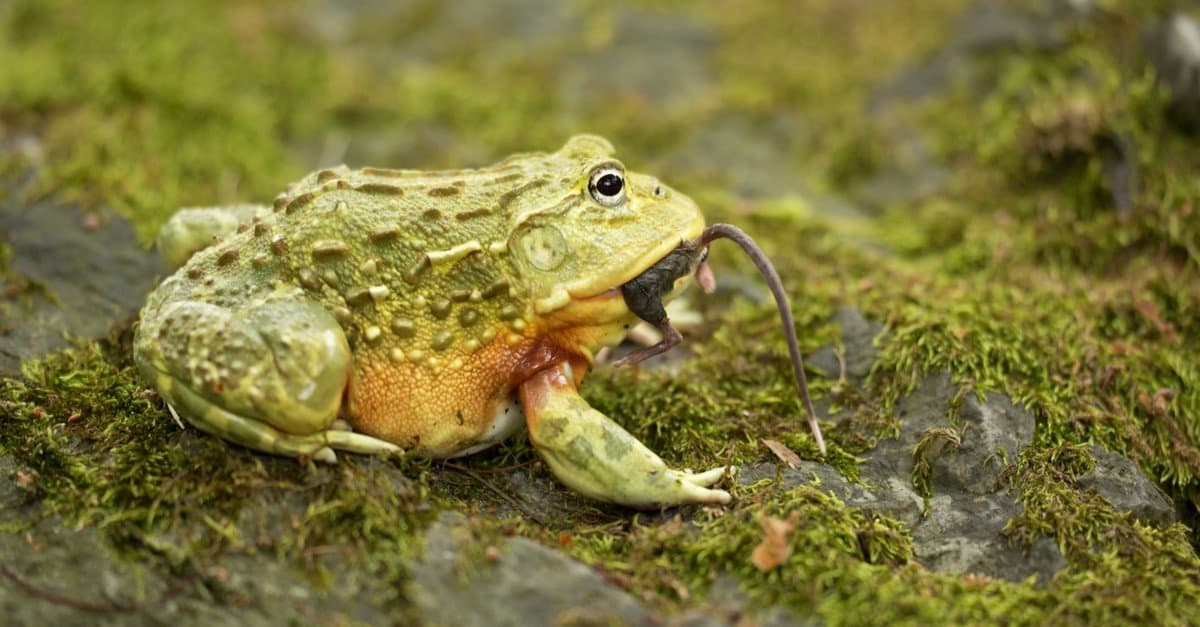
[
  {"x1": 135, "y1": 295, "x2": 402, "y2": 462},
  {"x1": 519, "y1": 361, "x2": 732, "y2": 509}
]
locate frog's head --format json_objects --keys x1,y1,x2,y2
[{"x1": 504, "y1": 135, "x2": 705, "y2": 325}]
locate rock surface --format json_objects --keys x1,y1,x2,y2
[
  {"x1": 743, "y1": 307, "x2": 1180, "y2": 584},
  {"x1": 1144, "y1": 12, "x2": 1200, "y2": 128},
  {"x1": 0, "y1": 455, "x2": 24, "y2": 512},
  {"x1": 741, "y1": 371, "x2": 1068, "y2": 584},
  {"x1": 808, "y1": 307, "x2": 885, "y2": 386},
  {"x1": 408, "y1": 514, "x2": 656, "y2": 627},
  {"x1": 1079, "y1": 444, "x2": 1178, "y2": 525},
  {"x1": 0, "y1": 172, "x2": 165, "y2": 372}
]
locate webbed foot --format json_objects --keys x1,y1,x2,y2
[{"x1": 519, "y1": 362, "x2": 731, "y2": 509}]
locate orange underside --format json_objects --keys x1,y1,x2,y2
[{"x1": 344, "y1": 326, "x2": 594, "y2": 457}]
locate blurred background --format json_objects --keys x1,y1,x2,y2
[{"x1": 0, "y1": 0, "x2": 976, "y2": 239}]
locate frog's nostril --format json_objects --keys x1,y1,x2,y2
[{"x1": 653, "y1": 184, "x2": 666, "y2": 198}]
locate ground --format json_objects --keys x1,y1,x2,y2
[{"x1": 2, "y1": 1, "x2": 1199, "y2": 625}]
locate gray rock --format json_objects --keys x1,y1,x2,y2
[
  {"x1": 0, "y1": 511, "x2": 400, "y2": 627},
  {"x1": 0, "y1": 175, "x2": 165, "y2": 372},
  {"x1": 866, "y1": 373, "x2": 1033, "y2": 495},
  {"x1": 172, "y1": 552, "x2": 395, "y2": 626},
  {"x1": 1144, "y1": 13, "x2": 1200, "y2": 128},
  {"x1": 808, "y1": 307, "x2": 885, "y2": 386},
  {"x1": 862, "y1": 372, "x2": 1065, "y2": 583},
  {"x1": 0, "y1": 516, "x2": 173, "y2": 627},
  {"x1": 408, "y1": 513, "x2": 656, "y2": 627},
  {"x1": 913, "y1": 521, "x2": 1064, "y2": 585},
  {"x1": 0, "y1": 455, "x2": 38, "y2": 529},
  {"x1": 0, "y1": 455, "x2": 23, "y2": 512},
  {"x1": 1079, "y1": 445, "x2": 1177, "y2": 525},
  {"x1": 744, "y1": 370, "x2": 1066, "y2": 583},
  {"x1": 698, "y1": 572, "x2": 814, "y2": 627},
  {"x1": 924, "y1": 388, "x2": 1033, "y2": 496}
]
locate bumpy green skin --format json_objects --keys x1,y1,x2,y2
[{"x1": 134, "y1": 135, "x2": 728, "y2": 507}]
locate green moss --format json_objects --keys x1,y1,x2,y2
[
  {"x1": 507, "y1": 468, "x2": 1199, "y2": 624},
  {"x1": 911, "y1": 426, "x2": 961, "y2": 513},
  {"x1": 0, "y1": 1, "x2": 338, "y2": 244},
  {"x1": 928, "y1": 24, "x2": 1200, "y2": 271},
  {"x1": 1001, "y1": 443, "x2": 1200, "y2": 624},
  {"x1": 487, "y1": 459, "x2": 1199, "y2": 624}
]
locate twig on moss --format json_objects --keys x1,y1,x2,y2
[{"x1": 443, "y1": 461, "x2": 546, "y2": 525}]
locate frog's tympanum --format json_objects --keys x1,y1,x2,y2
[{"x1": 135, "y1": 135, "x2": 823, "y2": 509}]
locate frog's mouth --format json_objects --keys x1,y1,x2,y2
[{"x1": 620, "y1": 243, "x2": 712, "y2": 326}]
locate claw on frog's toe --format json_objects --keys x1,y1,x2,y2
[
  {"x1": 675, "y1": 480, "x2": 731, "y2": 505},
  {"x1": 686, "y1": 465, "x2": 735, "y2": 486},
  {"x1": 166, "y1": 402, "x2": 186, "y2": 430},
  {"x1": 313, "y1": 447, "x2": 337, "y2": 464}
]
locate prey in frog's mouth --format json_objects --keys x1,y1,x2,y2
[
  {"x1": 622, "y1": 243, "x2": 713, "y2": 326},
  {"x1": 616, "y1": 224, "x2": 827, "y2": 455}
]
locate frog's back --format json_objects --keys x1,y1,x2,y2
[{"x1": 151, "y1": 160, "x2": 551, "y2": 335}]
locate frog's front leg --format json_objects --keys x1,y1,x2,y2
[
  {"x1": 519, "y1": 362, "x2": 732, "y2": 509},
  {"x1": 134, "y1": 293, "x2": 402, "y2": 462}
]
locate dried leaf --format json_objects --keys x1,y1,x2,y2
[
  {"x1": 763, "y1": 438, "x2": 802, "y2": 468},
  {"x1": 751, "y1": 515, "x2": 794, "y2": 571}
]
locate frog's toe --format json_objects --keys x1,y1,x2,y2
[
  {"x1": 682, "y1": 465, "x2": 736, "y2": 487},
  {"x1": 664, "y1": 469, "x2": 732, "y2": 505},
  {"x1": 324, "y1": 429, "x2": 404, "y2": 458}
]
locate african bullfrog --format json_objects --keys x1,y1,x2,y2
[{"x1": 134, "y1": 135, "x2": 738, "y2": 509}]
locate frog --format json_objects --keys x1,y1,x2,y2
[{"x1": 134, "y1": 135, "x2": 735, "y2": 509}]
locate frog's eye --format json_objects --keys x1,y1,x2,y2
[{"x1": 588, "y1": 166, "x2": 626, "y2": 207}]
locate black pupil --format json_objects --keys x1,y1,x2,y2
[{"x1": 596, "y1": 173, "x2": 623, "y2": 197}]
